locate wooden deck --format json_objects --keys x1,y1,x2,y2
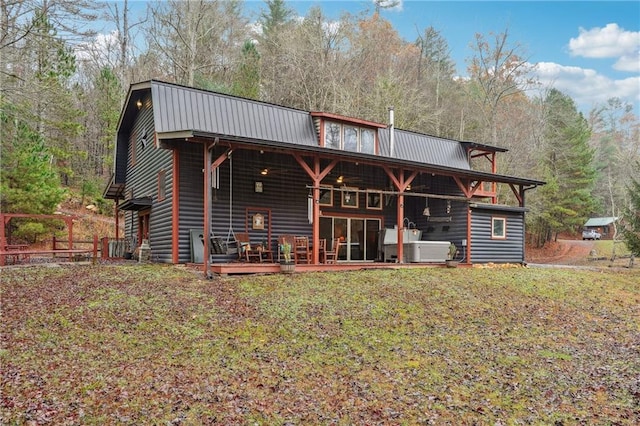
[{"x1": 203, "y1": 260, "x2": 461, "y2": 276}]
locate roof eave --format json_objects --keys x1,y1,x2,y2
[{"x1": 187, "y1": 131, "x2": 545, "y2": 187}]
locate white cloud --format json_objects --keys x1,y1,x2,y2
[
  {"x1": 614, "y1": 52, "x2": 640, "y2": 73},
  {"x1": 569, "y1": 23, "x2": 640, "y2": 72},
  {"x1": 75, "y1": 30, "x2": 120, "y2": 63},
  {"x1": 372, "y1": 0, "x2": 403, "y2": 12},
  {"x1": 532, "y1": 61, "x2": 640, "y2": 110}
]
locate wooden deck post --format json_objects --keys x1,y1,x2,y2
[
  {"x1": 93, "y1": 234, "x2": 99, "y2": 264},
  {"x1": 203, "y1": 142, "x2": 212, "y2": 277}
]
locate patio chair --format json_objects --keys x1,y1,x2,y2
[
  {"x1": 294, "y1": 236, "x2": 310, "y2": 264},
  {"x1": 323, "y1": 238, "x2": 339, "y2": 264},
  {"x1": 235, "y1": 233, "x2": 261, "y2": 262}
]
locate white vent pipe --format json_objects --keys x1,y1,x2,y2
[{"x1": 389, "y1": 106, "x2": 395, "y2": 157}]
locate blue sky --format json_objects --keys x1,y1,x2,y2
[
  {"x1": 261, "y1": 0, "x2": 640, "y2": 115},
  {"x1": 99, "y1": 1, "x2": 640, "y2": 115}
]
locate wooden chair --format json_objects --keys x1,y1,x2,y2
[
  {"x1": 318, "y1": 238, "x2": 327, "y2": 263},
  {"x1": 323, "y1": 238, "x2": 339, "y2": 264},
  {"x1": 235, "y1": 233, "x2": 261, "y2": 262},
  {"x1": 294, "y1": 236, "x2": 310, "y2": 264}
]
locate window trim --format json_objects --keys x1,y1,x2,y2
[
  {"x1": 318, "y1": 186, "x2": 334, "y2": 207},
  {"x1": 366, "y1": 190, "x2": 383, "y2": 210},
  {"x1": 157, "y1": 169, "x2": 167, "y2": 202},
  {"x1": 323, "y1": 120, "x2": 378, "y2": 155},
  {"x1": 341, "y1": 187, "x2": 359, "y2": 209},
  {"x1": 491, "y1": 216, "x2": 507, "y2": 239}
]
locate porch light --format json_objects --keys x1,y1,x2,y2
[
  {"x1": 337, "y1": 175, "x2": 344, "y2": 184},
  {"x1": 261, "y1": 168, "x2": 268, "y2": 175},
  {"x1": 136, "y1": 98, "x2": 143, "y2": 109}
]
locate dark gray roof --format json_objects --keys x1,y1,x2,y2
[
  {"x1": 378, "y1": 128, "x2": 470, "y2": 170},
  {"x1": 117, "y1": 81, "x2": 543, "y2": 187},
  {"x1": 150, "y1": 81, "x2": 318, "y2": 146}
]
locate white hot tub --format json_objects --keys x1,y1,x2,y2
[
  {"x1": 380, "y1": 227, "x2": 450, "y2": 263},
  {"x1": 403, "y1": 241, "x2": 450, "y2": 263}
]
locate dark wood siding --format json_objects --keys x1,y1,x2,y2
[
  {"x1": 175, "y1": 147, "x2": 402, "y2": 261},
  {"x1": 123, "y1": 105, "x2": 173, "y2": 261},
  {"x1": 178, "y1": 144, "x2": 204, "y2": 263},
  {"x1": 470, "y1": 205, "x2": 525, "y2": 264}
]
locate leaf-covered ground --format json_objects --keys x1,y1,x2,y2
[{"x1": 2, "y1": 264, "x2": 639, "y2": 425}]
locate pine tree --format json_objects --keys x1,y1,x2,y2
[
  {"x1": 0, "y1": 99, "x2": 67, "y2": 215},
  {"x1": 232, "y1": 40, "x2": 261, "y2": 99},
  {"x1": 534, "y1": 89, "x2": 597, "y2": 242}
]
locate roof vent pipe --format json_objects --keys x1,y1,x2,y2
[{"x1": 388, "y1": 106, "x2": 395, "y2": 158}]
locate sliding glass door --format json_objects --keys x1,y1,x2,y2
[{"x1": 319, "y1": 216, "x2": 381, "y2": 261}]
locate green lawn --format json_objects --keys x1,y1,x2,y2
[
  {"x1": 2, "y1": 264, "x2": 639, "y2": 424},
  {"x1": 593, "y1": 240, "x2": 632, "y2": 257}
]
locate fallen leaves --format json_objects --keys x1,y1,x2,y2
[{"x1": 1, "y1": 264, "x2": 639, "y2": 424}]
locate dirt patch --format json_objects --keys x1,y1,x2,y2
[{"x1": 526, "y1": 239, "x2": 595, "y2": 265}]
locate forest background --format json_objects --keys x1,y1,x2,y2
[{"x1": 1, "y1": 0, "x2": 639, "y2": 248}]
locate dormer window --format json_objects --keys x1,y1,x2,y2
[{"x1": 324, "y1": 121, "x2": 376, "y2": 154}]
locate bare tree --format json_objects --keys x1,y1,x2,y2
[
  {"x1": 146, "y1": 0, "x2": 248, "y2": 88},
  {"x1": 466, "y1": 28, "x2": 536, "y2": 144}
]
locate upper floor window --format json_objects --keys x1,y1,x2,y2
[
  {"x1": 325, "y1": 122, "x2": 341, "y2": 149},
  {"x1": 324, "y1": 121, "x2": 376, "y2": 154}
]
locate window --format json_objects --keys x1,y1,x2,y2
[
  {"x1": 325, "y1": 122, "x2": 341, "y2": 149},
  {"x1": 366, "y1": 190, "x2": 382, "y2": 210},
  {"x1": 158, "y1": 170, "x2": 166, "y2": 201},
  {"x1": 319, "y1": 186, "x2": 333, "y2": 206},
  {"x1": 492, "y1": 217, "x2": 506, "y2": 239},
  {"x1": 344, "y1": 126, "x2": 358, "y2": 152},
  {"x1": 361, "y1": 129, "x2": 375, "y2": 154},
  {"x1": 323, "y1": 120, "x2": 377, "y2": 154},
  {"x1": 341, "y1": 187, "x2": 359, "y2": 208}
]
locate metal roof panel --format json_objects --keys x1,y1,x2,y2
[
  {"x1": 378, "y1": 128, "x2": 470, "y2": 170},
  {"x1": 151, "y1": 81, "x2": 317, "y2": 146}
]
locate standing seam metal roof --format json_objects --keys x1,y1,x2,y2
[
  {"x1": 145, "y1": 81, "x2": 506, "y2": 175},
  {"x1": 378, "y1": 128, "x2": 470, "y2": 170},
  {"x1": 151, "y1": 81, "x2": 318, "y2": 147}
]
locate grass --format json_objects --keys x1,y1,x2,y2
[
  {"x1": 592, "y1": 240, "x2": 632, "y2": 258},
  {"x1": 2, "y1": 264, "x2": 639, "y2": 424}
]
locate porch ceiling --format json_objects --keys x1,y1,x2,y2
[{"x1": 182, "y1": 131, "x2": 545, "y2": 188}]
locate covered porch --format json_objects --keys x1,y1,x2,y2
[{"x1": 190, "y1": 136, "x2": 532, "y2": 277}]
